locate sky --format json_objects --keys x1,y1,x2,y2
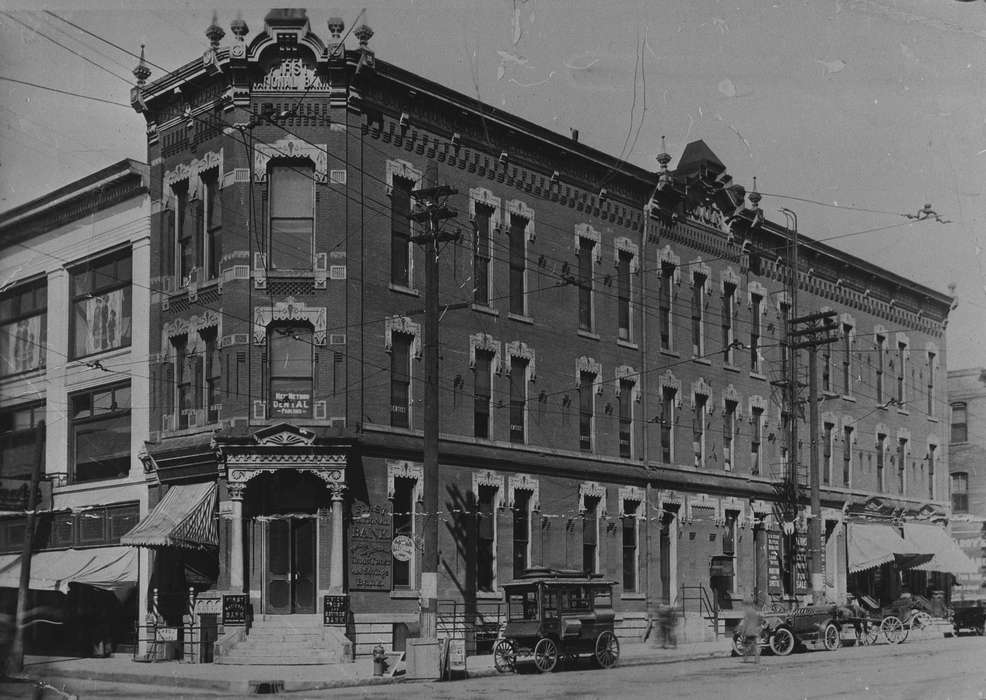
[{"x1": 0, "y1": 0, "x2": 984, "y2": 370}]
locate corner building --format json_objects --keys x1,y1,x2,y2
[{"x1": 128, "y1": 9, "x2": 954, "y2": 659}]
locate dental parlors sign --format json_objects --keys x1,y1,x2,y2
[{"x1": 272, "y1": 390, "x2": 312, "y2": 418}]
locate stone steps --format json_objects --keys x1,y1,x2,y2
[{"x1": 215, "y1": 616, "x2": 352, "y2": 666}]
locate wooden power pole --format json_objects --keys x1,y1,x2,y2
[{"x1": 10, "y1": 420, "x2": 45, "y2": 675}]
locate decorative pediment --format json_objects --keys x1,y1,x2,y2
[
  {"x1": 165, "y1": 150, "x2": 223, "y2": 198},
  {"x1": 506, "y1": 199, "x2": 535, "y2": 240},
  {"x1": 253, "y1": 423, "x2": 316, "y2": 446},
  {"x1": 574, "y1": 223, "x2": 602, "y2": 262},
  {"x1": 504, "y1": 341, "x2": 536, "y2": 381},
  {"x1": 575, "y1": 356, "x2": 603, "y2": 394},
  {"x1": 614, "y1": 365, "x2": 640, "y2": 402},
  {"x1": 385, "y1": 316, "x2": 422, "y2": 359},
  {"x1": 722, "y1": 384, "x2": 743, "y2": 419},
  {"x1": 659, "y1": 370, "x2": 682, "y2": 407},
  {"x1": 613, "y1": 237, "x2": 640, "y2": 272},
  {"x1": 469, "y1": 332, "x2": 501, "y2": 373},
  {"x1": 618, "y1": 486, "x2": 645, "y2": 518},
  {"x1": 387, "y1": 460, "x2": 423, "y2": 501},
  {"x1": 386, "y1": 159, "x2": 422, "y2": 194},
  {"x1": 691, "y1": 378, "x2": 712, "y2": 407},
  {"x1": 578, "y1": 481, "x2": 607, "y2": 515},
  {"x1": 507, "y1": 474, "x2": 540, "y2": 511},
  {"x1": 472, "y1": 470, "x2": 505, "y2": 510},
  {"x1": 254, "y1": 298, "x2": 327, "y2": 345},
  {"x1": 255, "y1": 139, "x2": 328, "y2": 183},
  {"x1": 469, "y1": 187, "x2": 501, "y2": 219}
]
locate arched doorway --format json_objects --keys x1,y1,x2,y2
[{"x1": 245, "y1": 470, "x2": 329, "y2": 614}]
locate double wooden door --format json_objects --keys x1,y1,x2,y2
[{"x1": 266, "y1": 518, "x2": 316, "y2": 614}]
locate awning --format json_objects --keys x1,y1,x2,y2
[
  {"x1": 0, "y1": 546, "x2": 137, "y2": 594},
  {"x1": 121, "y1": 482, "x2": 217, "y2": 550},
  {"x1": 847, "y1": 522, "x2": 932, "y2": 573},
  {"x1": 904, "y1": 523, "x2": 979, "y2": 575}
]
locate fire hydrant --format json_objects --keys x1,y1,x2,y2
[{"x1": 372, "y1": 644, "x2": 387, "y2": 676}]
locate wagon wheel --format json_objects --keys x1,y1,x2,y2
[
  {"x1": 732, "y1": 631, "x2": 746, "y2": 656},
  {"x1": 976, "y1": 623, "x2": 985, "y2": 637},
  {"x1": 493, "y1": 639, "x2": 516, "y2": 674},
  {"x1": 822, "y1": 622, "x2": 841, "y2": 651},
  {"x1": 909, "y1": 611, "x2": 933, "y2": 632},
  {"x1": 533, "y1": 637, "x2": 559, "y2": 673},
  {"x1": 881, "y1": 615, "x2": 906, "y2": 644},
  {"x1": 861, "y1": 625, "x2": 880, "y2": 646},
  {"x1": 594, "y1": 630, "x2": 620, "y2": 669},
  {"x1": 769, "y1": 626, "x2": 795, "y2": 656}
]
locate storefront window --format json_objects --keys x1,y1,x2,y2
[{"x1": 70, "y1": 249, "x2": 132, "y2": 359}]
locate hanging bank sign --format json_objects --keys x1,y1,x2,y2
[
  {"x1": 253, "y1": 57, "x2": 330, "y2": 92},
  {"x1": 0, "y1": 478, "x2": 53, "y2": 513}
]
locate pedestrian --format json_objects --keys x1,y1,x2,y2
[
  {"x1": 656, "y1": 603, "x2": 677, "y2": 649},
  {"x1": 738, "y1": 599, "x2": 763, "y2": 664}
]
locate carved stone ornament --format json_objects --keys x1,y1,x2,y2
[
  {"x1": 613, "y1": 237, "x2": 640, "y2": 272},
  {"x1": 227, "y1": 466, "x2": 344, "y2": 487},
  {"x1": 254, "y1": 139, "x2": 328, "y2": 184},
  {"x1": 385, "y1": 316, "x2": 422, "y2": 359},
  {"x1": 657, "y1": 245, "x2": 681, "y2": 284},
  {"x1": 748, "y1": 394, "x2": 767, "y2": 416},
  {"x1": 614, "y1": 366, "x2": 640, "y2": 402},
  {"x1": 163, "y1": 311, "x2": 221, "y2": 354},
  {"x1": 658, "y1": 489, "x2": 684, "y2": 511},
  {"x1": 722, "y1": 384, "x2": 743, "y2": 420},
  {"x1": 574, "y1": 223, "x2": 602, "y2": 262},
  {"x1": 659, "y1": 370, "x2": 682, "y2": 408},
  {"x1": 254, "y1": 423, "x2": 317, "y2": 446},
  {"x1": 691, "y1": 378, "x2": 712, "y2": 409},
  {"x1": 387, "y1": 460, "x2": 423, "y2": 500},
  {"x1": 506, "y1": 199, "x2": 535, "y2": 241},
  {"x1": 721, "y1": 496, "x2": 747, "y2": 528},
  {"x1": 579, "y1": 481, "x2": 607, "y2": 515},
  {"x1": 472, "y1": 470, "x2": 505, "y2": 510},
  {"x1": 469, "y1": 187, "x2": 501, "y2": 221},
  {"x1": 618, "y1": 485, "x2": 645, "y2": 519},
  {"x1": 504, "y1": 341, "x2": 536, "y2": 381},
  {"x1": 575, "y1": 356, "x2": 603, "y2": 394},
  {"x1": 253, "y1": 298, "x2": 327, "y2": 345},
  {"x1": 690, "y1": 258, "x2": 712, "y2": 289},
  {"x1": 720, "y1": 266, "x2": 741, "y2": 292},
  {"x1": 686, "y1": 493, "x2": 720, "y2": 523},
  {"x1": 386, "y1": 159, "x2": 422, "y2": 195},
  {"x1": 747, "y1": 280, "x2": 768, "y2": 309},
  {"x1": 165, "y1": 150, "x2": 224, "y2": 198},
  {"x1": 469, "y1": 332, "x2": 502, "y2": 373},
  {"x1": 507, "y1": 474, "x2": 540, "y2": 511}
]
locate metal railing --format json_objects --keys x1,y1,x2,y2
[
  {"x1": 679, "y1": 584, "x2": 720, "y2": 638},
  {"x1": 437, "y1": 599, "x2": 505, "y2": 656}
]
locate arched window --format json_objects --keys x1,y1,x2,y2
[{"x1": 269, "y1": 324, "x2": 313, "y2": 419}]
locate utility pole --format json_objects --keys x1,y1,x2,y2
[
  {"x1": 779, "y1": 208, "x2": 800, "y2": 603},
  {"x1": 10, "y1": 420, "x2": 45, "y2": 675},
  {"x1": 410, "y1": 163, "x2": 457, "y2": 643},
  {"x1": 790, "y1": 311, "x2": 839, "y2": 604}
]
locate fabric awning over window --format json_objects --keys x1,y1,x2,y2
[
  {"x1": 0, "y1": 546, "x2": 136, "y2": 594},
  {"x1": 904, "y1": 523, "x2": 979, "y2": 575},
  {"x1": 121, "y1": 482, "x2": 217, "y2": 550},
  {"x1": 847, "y1": 522, "x2": 931, "y2": 573}
]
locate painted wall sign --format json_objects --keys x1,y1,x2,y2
[
  {"x1": 766, "y1": 530, "x2": 783, "y2": 595},
  {"x1": 271, "y1": 391, "x2": 312, "y2": 417},
  {"x1": 348, "y1": 501, "x2": 392, "y2": 591},
  {"x1": 391, "y1": 535, "x2": 414, "y2": 562},
  {"x1": 253, "y1": 58, "x2": 330, "y2": 92},
  {"x1": 795, "y1": 530, "x2": 809, "y2": 595}
]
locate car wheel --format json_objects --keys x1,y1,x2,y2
[
  {"x1": 822, "y1": 622, "x2": 841, "y2": 651},
  {"x1": 770, "y1": 627, "x2": 795, "y2": 656}
]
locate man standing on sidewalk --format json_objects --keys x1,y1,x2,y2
[{"x1": 738, "y1": 600, "x2": 763, "y2": 664}]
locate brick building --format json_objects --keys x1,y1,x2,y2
[
  {"x1": 947, "y1": 368, "x2": 986, "y2": 599},
  {"x1": 0, "y1": 159, "x2": 152, "y2": 654},
  {"x1": 125, "y1": 9, "x2": 956, "y2": 660}
]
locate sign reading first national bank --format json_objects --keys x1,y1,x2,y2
[{"x1": 0, "y1": 478, "x2": 53, "y2": 512}]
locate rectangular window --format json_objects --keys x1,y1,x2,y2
[
  {"x1": 390, "y1": 334, "x2": 411, "y2": 428},
  {"x1": 619, "y1": 379, "x2": 633, "y2": 459},
  {"x1": 877, "y1": 433, "x2": 887, "y2": 492},
  {"x1": 896, "y1": 341, "x2": 907, "y2": 406},
  {"x1": 897, "y1": 438, "x2": 907, "y2": 494},
  {"x1": 203, "y1": 171, "x2": 222, "y2": 280},
  {"x1": 659, "y1": 264, "x2": 674, "y2": 351},
  {"x1": 0, "y1": 403, "x2": 44, "y2": 480},
  {"x1": 951, "y1": 403, "x2": 967, "y2": 443},
  {"x1": 842, "y1": 325, "x2": 853, "y2": 395},
  {"x1": 928, "y1": 444, "x2": 936, "y2": 500},
  {"x1": 473, "y1": 205, "x2": 491, "y2": 306},
  {"x1": 173, "y1": 335, "x2": 191, "y2": 429},
  {"x1": 952, "y1": 472, "x2": 968, "y2": 513},
  {"x1": 823, "y1": 422, "x2": 834, "y2": 485},
  {"x1": 71, "y1": 382, "x2": 130, "y2": 483},
  {"x1": 617, "y1": 250, "x2": 632, "y2": 341},
  {"x1": 723, "y1": 400, "x2": 737, "y2": 471},
  {"x1": 390, "y1": 177, "x2": 413, "y2": 287},
  {"x1": 722, "y1": 283, "x2": 735, "y2": 365},
  {"x1": 693, "y1": 393, "x2": 708, "y2": 468},
  {"x1": 751, "y1": 407, "x2": 764, "y2": 475},
  {"x1": 875, "y1": 335, "x2": 886, "y2": 404},
  {"x1": 750, "y1": 294, "x2": 762, "y2": 372},
  {"x1": 578, "y1": 238, "x2": 594, "y2": 331},
  {"x1": 661, "y1": 388, "x2": 675, "y2": 464},
  {"x1": 270, "y1": 325, "x2": 313, "y2": 419},
  {"x1": 0, "y1": 277, "x2": 46, "y2": 377},
  {"x1": 509, "y1": 358, "x2": 527, "y2": 444},
  {"x1": 203, "y1": 328, "x2": 221, "y2": 423},
  {"x1": 70, "y1": 248, "x2": 132, "y2": 359},
  {"x1": 269, "y1": 164, "x2": 314, "y2": 270},
  {"x1": 579, "y1": 371, "x2": 595, "y2": 452},
  {"x1": 474, "y1": 350, "x2": 492, "y2": 439},
  {"x1": 513, "y1": 490, "x2": 531, "y2": 579},
  {"x1": 582, "y1": 496, "x2": 599, "y2": 574},
  {"x1": 927, "y1": 352, "x2": 935, "y2": 417},
  {"x1": 622, "y1": 502, "x2": 638, "y2": 592},
  {"x1": 779, "y1": 303, "x2": 791, "y2": 382},
  {"x1": 392, "y1": 479, "x2": 414, "y2": 589},
  {"x1": 692, "y1": 273, "x2": 705, "y2": 356},
  {"x1": 174, "y1": 184, "x2": 195, "y2": 281},
  {"x1": 822, "y1": 346, "x2": 832, "y2": 394},
  {"x1": 477, "y1": 485, "x2": 496, "y2": 593},
  {"x1": 509, "y1": 215, "x2": 527, "y2": 316},
  {"x1": 843, "y1": 426, "x2": 853, "y2": 487}
]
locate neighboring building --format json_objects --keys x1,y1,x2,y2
[
  {"x1": 948, "y1": 368, "x2": 986, "y2": 599},
  {"x1": 0, "y1": 159, "x2": 151, "y2": 654},
  {"x1": 125, "y1": 9, "x2": 955, "y2": 660}
]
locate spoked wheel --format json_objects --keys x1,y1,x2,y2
[
  {"x1": 822, "y1": 622, "x2": 841, "y2": 651},
  {"x1": 769, "y1": 627, "x2": 795, "y2": 656},
  {"x1": 732, "y1": 632, "x2": 746, "y2": 656},
  {"x1": 594, "y1": 630, "x2": 620, "y2": 668},
  {"x1": 881, "y1": 615, "x2": 906, "y2": 644},
  {"x1": 861, "y1": 626, "x2": 880, "y2": 646},
  {"x1": 493, "y1": 639, "x2": 516, "y2": 674},
  {"x1": 975, "y1": 624, "x2": 985, "y2": 637},
  {"x1": 909, "y1": 612, "x2": 933, "y2": 632},
  {"x1": 533, "y1": 637, "x2": 559, "y2": 673}
]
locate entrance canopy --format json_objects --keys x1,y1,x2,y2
[
  {"x1": 904, "y1": 523, "x2": 978, "y2": 575},
  {"x1": 847, "y1": 522, "x2": 931, "y2": 573},
  {"x1": 121, "y1": 482, "x2": 217, "y2": 550},
  {"x1": 0, "y1": 546, "x2": 136, "y2": 594}
]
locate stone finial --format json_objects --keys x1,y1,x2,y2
[
  {"x1": 748, "y1": 176, "x2": 762, "y2": 208},
  {"x1": 133, "y1": 44, "x2": 151, "y2": 86},
  {"x1": 354, "y1": 23, "x2": 373, "y2": 49},
  {"x1": 327, "y1": 16, "x2": 345, "y2": 39},
  {"x1": 206, "y1": 12, "x2": 225, "y2": 48},
  {"x1": 230, "y1": 15, "x2": 249, "y2": 41},
  {"x1": 656, "y1": 135, "x2": 671, "y2": 171}
]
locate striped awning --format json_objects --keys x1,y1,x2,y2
[
  {"x1": 0, "y1": 546, "x2": 136, "y2": 594},
  {"x1": 904, "y1": 523, "x2": 979, "y2": 575},
  {"x1": 847, "y1": 522, "x2": 931, "y2": 573},
  {"x1": 121, "y1": 482, "x2": 217, "y2": 550}
]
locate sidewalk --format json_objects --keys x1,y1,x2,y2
[{"x1": 15, "y1": 638, "x2": 731, "y2": 694}]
